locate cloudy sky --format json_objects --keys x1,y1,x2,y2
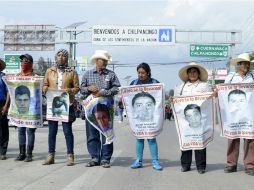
[{"x1": 0, "y1": 0, "x2": 254, "y2": 90}]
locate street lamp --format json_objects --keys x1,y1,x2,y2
[{"x1": 64, "y1": 21, "x2": 86, "y2": 67}]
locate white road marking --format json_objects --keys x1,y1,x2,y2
[{"x1": 62, "y1": 150, "x2": 122, "y2": 190}]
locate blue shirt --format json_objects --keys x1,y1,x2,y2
[
  {"x1": 130, "y1": 78, "x2": 159, "y2": 85},
  {"x1": 0, "y1": 72, "x2": 7, "y2": 101}
]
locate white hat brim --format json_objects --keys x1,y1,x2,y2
[
  {"x1": 90, "y1": 54, "x2": 112, "y2": 64},
  {"x1": 229, "y1": 57, "x2": 251, "y2": 66},
  {"x1": 178, "y1": 63, "x2": 208, "y2": 82}
]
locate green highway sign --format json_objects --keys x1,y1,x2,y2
[
  {"x1": 190, "y1": 44, "x2": 229, "y2": 58},
  {"x1": 4, "y1": 54, "x2": 21, "y2": 74}
]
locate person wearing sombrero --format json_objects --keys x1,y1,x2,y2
[
  {"x1": 80, "y1": 50, "x2": 120, "y2": 168},
  {"x1": 223, "y1": 53, "x2": 254, "y2": 176},
  {"x1": 174, "y1": 62, "x2": 211, "y2": 174}
]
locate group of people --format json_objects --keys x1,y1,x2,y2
[{"x1": 0, "y1": 49, "x2": 254, "y2": 176}]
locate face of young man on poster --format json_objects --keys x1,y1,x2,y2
[
  {"x1": 94, "y1": 111, "x2": 111, "y2": 131},
  {"x1": 133, "y1": 96, "x2": 155, "y2": 122},
  {"x1": 185, "y1": 108, "x2": 202, "y2": 128},
  {"x1": 15, "y1": 94, "x2": 30, "y2": 114},
  {"x1": 228, "y1": 93, "x2": 247, "y2": 112}
]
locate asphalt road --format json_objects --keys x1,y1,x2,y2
[{"x1": 0, "y1": 118, "x2": 254, "y2": 190}]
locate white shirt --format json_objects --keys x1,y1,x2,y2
[
  {"x1": 174, "y1": 80, "x2": 211, "y2": 96},
  {"x1": 224, "y1": 72, "x2": 254, "y2": 84},
  {"x1": 57, "y1": 70, "x2": 63, "y2": 89}
]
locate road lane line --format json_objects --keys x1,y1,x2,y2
[{"x1": 62, "y1": 150, "x2": 122, "y2": 190}]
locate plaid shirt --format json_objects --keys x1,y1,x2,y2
[{"x1": 80, "y1": 68, "x2": 120, "y2": 97}]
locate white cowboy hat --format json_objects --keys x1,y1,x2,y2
[
  {"x1": 179, "y1": 62, "x2": 208, "y2": 82},
  {"x1": 90, "y1": 50, "x2": 112, "y2": 64},
  {"x1": 229, "y1": 53, "x2": 251, "y2": 66}
]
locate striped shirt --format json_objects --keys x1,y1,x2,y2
[{"x1": 80, "y1": 68, "x2": 120, "y2": 97}]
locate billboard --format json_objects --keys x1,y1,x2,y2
[{"x1": 4, "y1": 25, "x2": 55, "y2": 51}]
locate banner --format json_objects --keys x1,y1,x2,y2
[
  {"x1": 216, "y1": 83, "x2": 254, "y2": 139},
  {"x1": 82, "y1": 95, "x2": 115, "y2": 144},
  {"x1": 46, "y1": 89, "x2": 70, "y2": 122},
  {"x1": 3, "y1": 75, "x2": 43, "y2": 128},
  {"x1": 119, "y1": 83, "x2": 164, "y2": 139},
  {"x1": 172, "y1": 93, "x2": 214, "y2": 150}
]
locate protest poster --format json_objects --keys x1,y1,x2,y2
[
  {"x1": 83, "y1": 95, "x2": 115, "y2": 144},
  {"x1": 119, "y1": 83, "x2": 164, "y2": 139},
  {"x1": 3, "y1": 75, "x2": 43, "y2": 128},
  {"x1": 172, "y1": 93, "x2": 214, "y2": 150},
  {"x1": 46, "y1": 89, "x2": 70, "y2": 122},
  {"x1": 216, "y1": 83, "x2": 254, "y2": 139}
]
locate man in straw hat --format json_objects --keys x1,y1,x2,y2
[
  {"x1": 224, "y1": 52, "x2": 254, "y2": 176},
  {"x1": 173, "y1": 62, "x2": 212, "y2": 174},
  {"x1": 81, "y1": 50, "x2": 120, "y2": 168},
  {"x1": 0, "y1": 59, "x2": 10, "y2": 160}
]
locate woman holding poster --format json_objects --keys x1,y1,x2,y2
[
  {"x1": 42, "y1": 49, "x2": 80, "y2": 166},
  {"x1": 129, "y1": 62, "x2": 163, "y2": 171},
  {"x1": 173, "y1": 62, "x2": 211, "y2": 174},
  {"x1": 222, "y1": 53, "x2": 254, "y2": 176}
]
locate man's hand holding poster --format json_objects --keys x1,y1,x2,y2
[
  {"x1": 83, "y1": 95, "x2": 115, "y2": 144},
  {"x1": 172, "y1": 93, "x2": 214, "y2": 150},
  {"x1": 3, "y1": 75, "x2": 43, "y2": 128},
  {"x1": 216, "y1": 83, "x2": 254, "y2": 139},
  {"x1": 46, "y1": 89, "x2": 70, "y2": 122},
  {"x1": 119, "y1": 83, "x2": 164, "y2": 139}
]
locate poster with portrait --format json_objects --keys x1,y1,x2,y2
[
  {"x1": 119, "y1": 83, "x2": 165, "y2": 139},
  {"x1": 3, "y1": 75, "x2": 44, "y2": 128},
  {"x1": 172, "y1": 93, "x2": 214, "y2": 150},
  {"x1": 82, "y1": 95, "x2": 115, "y2": 144},
  {"x1": 216, "y1": 83, "x2": 254, "y2": 139},
  {"x1": 46, "y1": 89, "x2": 70, "y2": 122}
]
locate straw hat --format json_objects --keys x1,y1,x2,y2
[
  {"x1": 90, "y1": 50, "x2": 112, "y2": 64},
  {"x1": 229, "y1": 53, "x2": 251, "y2": 66},
  {"x1": 178, "y1": 62, "x2": 208, "y2": 82}
]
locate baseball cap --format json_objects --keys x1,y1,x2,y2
[{"x1": 20, "y1": 54, "x2": 33, "y2": 63}]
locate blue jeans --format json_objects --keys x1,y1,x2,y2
[
  {"x1": 136, "y1": 138, "x2": 158, "y2": 161},
  {"x1": 48, "y1": 121, "x2": 74, "y2": 154},
  {"x1": 86, "y1": 120, "x2": 113, "y2": 163},
  {"x1": 18, "y1": 127, "x2": 36, "y2": 146}
]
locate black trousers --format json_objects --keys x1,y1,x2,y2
[
  {"x1": 181, "y1": 148, "x2": 206, "y2": 169},
  {"x1": 0, "y1": 114, "x2": 9, "y2": 155}
]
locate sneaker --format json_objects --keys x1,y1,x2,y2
[
  {"x1": 101, "y1": 160, "x2": 111, "y2": 168},
  {"x1": 131, "y1": 159, "x2": 142, "y2": 169},
  {"x1": 224, "y1": 165, "x2": 237, "y2": 173},
  {"x1": 152, "y1": 160, "x2": 163, "y2": 171},
  {"x1": 198, "y1": 168, "x2": 206, "y2": 174}
]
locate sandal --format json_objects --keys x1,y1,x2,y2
[{"x1": 86, "y1": 160, "x2": 99, "y2": 167}]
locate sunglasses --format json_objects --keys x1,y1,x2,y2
[{"x1": 20, "y1": 58, "x2": 31, "y2": 63}]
